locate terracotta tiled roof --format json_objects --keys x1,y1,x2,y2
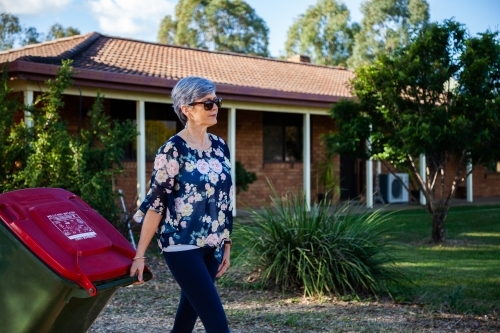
[{"x1": 0, "y1": 32, "x2": 353, "y2": 98}]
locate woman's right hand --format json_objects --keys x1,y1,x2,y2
[{"x1": 130, "y1": 259, "x2": 146, "y2": 284}]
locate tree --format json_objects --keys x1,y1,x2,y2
[
  {"x1": 347, "y1": 0, "x2": 429, "y2": 68},
  {"x1": 325, "y1": 20, "x2": 500, "y2": 242},
  {"x1": 284, "y1": 0, "x2": 360, "y2": 66},
  {"x1": 158, "y1": 0, "x2": 269, "y2": 57},
  {"x1": 46, "y1": 23, "x2": 80, "y2": 41},
  {"x1": 157, "y1": 15, "x2": 176, "y2": 44},
  {"x1": 21, "y1": 27, "x2": 43, "y2": 46},
  {"x1": 0, "y1": 13, "x2": 22, "y2": 50},
  {"x1": 0, "y1": 60, "x2": 137, "y2": 228}
]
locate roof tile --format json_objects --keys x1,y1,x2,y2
[{"x1": 0, "y1": 32, "x2": 353, "y2": 98}]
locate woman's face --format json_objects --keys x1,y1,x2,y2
[{"x1": 185, "y1": 92, "x2": 219, "y2": 128}]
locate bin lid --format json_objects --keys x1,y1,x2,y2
[{"x1": 0, "y1": 188, "x2": 140, "y2": 296}]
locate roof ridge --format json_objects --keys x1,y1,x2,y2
[
  {"x1": 0, "y1": 32, "x2": 97, "y2": 56},
  {"x1": 14, "y1": 32, "x2": 102, "y2": 65},
  {"x1": 97, "y1": 33, "x2": 353, "y2": 72}
]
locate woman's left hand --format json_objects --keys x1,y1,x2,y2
[{"x1": 216, "y1": 245, "x2": 231, "y2": 278}]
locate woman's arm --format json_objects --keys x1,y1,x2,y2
[{"x1": 129, "y1": 209, "x2": 162, "y2": 282}]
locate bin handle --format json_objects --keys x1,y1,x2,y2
[
  {"x1": 96, "y1": 271, "x2": 154, "y2": 292},
  {"x1": 0, "y1": 204, "x2": 19, "y2": 224}
]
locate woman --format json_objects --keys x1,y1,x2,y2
[{"x1": 130, "y1": 76, "x2": 233, "y2": 333}]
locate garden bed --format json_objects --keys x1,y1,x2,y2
[{"x1": 88, "y1": 254, "x2": 500, "y2": 333}]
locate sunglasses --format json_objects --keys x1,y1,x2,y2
[{"x1": 188, "y1": 97, "x2": 222, "y2": 111}]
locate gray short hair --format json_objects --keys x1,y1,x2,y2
[{"x1": 171, "y1": 76, "x2": 216, "y2": 125}]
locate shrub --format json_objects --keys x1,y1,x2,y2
[
  {"x1": 237, "y1": 189, "x2": 409, "y2": 297},
  {"x1": 0, "y1": 60, "x2": 137, "y2": 230}
]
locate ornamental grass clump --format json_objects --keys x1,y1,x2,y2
[{"x1": 238, "y1": 189, "x2": 408, "y2": 297}]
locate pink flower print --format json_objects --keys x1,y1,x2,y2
[
  {"x1": 154, "y1": 154, "x2": 167, "y2": 170},
  {"x1": 209, "y1": 158, "x2": 223, "y2": 174},
  {"x1": 174, "y1": 197, "x2": 184, "y2": 213},
  {"x1": 209, "y1": 172, "x2": 219, "y2": 184},
  {"x1": 221, "y1": 203, "x2": 227, "y2": 211},
  {"x1": 221, "y1": 173, "x2": 226, "y2": 181},
  {"x1": 188, "y1": 196, "x2": 195, "y2": 203},
  {"x1": 169, "y1": 237, "x2": 175, "y2": 245},
  {"x1": 205, "y1": 233, "x2": 220, "y2": 247},
  {"x1": 215, "y1": 148, "x2": 224, "y2": 157},
  {"x1": 164, "y1": 142, "x2": 173, "y2": 152},
  {"x1": 173, "y1": 151, "x2": 178, "y2": 158},
  {"x1": 196, "y1": 159, "x2": 210, "y2": 174},
  {"x1": 205, "y1": 183, "x2": 210, "y2": 190},
  {"x1": 166, "y1": 159, "x2": 179, "y2": 177},
  {"x1": 155, "y1": 169, "x2": 168, "y2": 184},
  {"x1": 180, "y1": 221, "x2": 187, "y2": 228},
  {"x1": 219, "y1": 137, "x2": 226, "y2": 144},
  {"x1": 229, "y1": 185, "x2": 234, "y2": 201}
]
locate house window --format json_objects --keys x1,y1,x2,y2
[
  {"x1": 111, "y1": 100, "x2": 181, "y2": 160},
  {"x1": 263, "y1": 112, "x2": 302, "y2": 162}
]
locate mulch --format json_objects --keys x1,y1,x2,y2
[{"x1": 88, "y1": 255, "x2": 500, "y2": 333}]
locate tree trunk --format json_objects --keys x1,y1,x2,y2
[{"x1": 431, "y1": 213, "x2": 446, "y2": 242}]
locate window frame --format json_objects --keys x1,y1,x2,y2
[{"x1": 262, "y1": 112, "x2": 303, "y2": 163}]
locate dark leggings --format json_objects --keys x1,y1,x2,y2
[{"x1": 163, "y1": 247, "x2": 230, "y2": 333}]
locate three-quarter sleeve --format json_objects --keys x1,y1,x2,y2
[{"x1": 132, "y1": 141, "x2": 179, "y2": 234}]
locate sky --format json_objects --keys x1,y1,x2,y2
[{"x1": 1, "y1": 0, "x2": 500, "y2": 57}]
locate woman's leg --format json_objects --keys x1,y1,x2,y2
[{"x1": 164, "y1": 247, "x2": 229, "y2": 333}]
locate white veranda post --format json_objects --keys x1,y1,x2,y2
[
  {"x1": 467, "y1": 159, "x2": 473, "y2": 203},
  {"x1": 303, "y1": 113, "x2": 311, "y2": 209},
  {"x1": 136, "y1": 100, "x2": 146, "y2": 205},
  {"x1": 366, "y1": 125, "x2": 373, "y2": 208},
  {"x1": 420, "y1": 154, "x2": 427, "y2": 205},
  {"x1": 228, "y1": 107, "x2": 237, "y2": 216},
  {"x1": 24, "y1": 90, "x2": 34, "y2": 127}
]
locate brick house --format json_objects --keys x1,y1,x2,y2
[{"x1": 1, "y1": 33, "x2": 498, "y2": 213}]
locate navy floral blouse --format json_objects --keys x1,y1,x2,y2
[{"x1": 133, "y1": 134, "x2": 233, "y2": 262}]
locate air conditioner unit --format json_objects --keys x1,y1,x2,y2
[{"x1": 379, "y1": 173, "x2": 409, "y2": 203}]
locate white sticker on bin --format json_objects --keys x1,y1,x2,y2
[{"x1": 47, "y1": 211, "x2": 97, "y2": 240}]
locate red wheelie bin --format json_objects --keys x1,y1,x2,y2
[{"x1": 0, "y1": 188, "x2": 152, "y2": 333}]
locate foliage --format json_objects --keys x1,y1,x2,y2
[
  {"x1": 238, "y1": 187, "x2": 408, "y2": 297},
  {"x1": 326, "y1": 20, "x2": 500, "y2": 242},
  {"x1": 347, "y1": 0, "x2": 429, "y2": 68},
  {"x1": 0, "y1": 60, "x2": 137, "y2": 229},
  {"x1": 0, "y1": 13, "x2": 21, "y2": 50},
  {"x1": 157, "y1": 15, "x2": 176, "y2": 44},
  {"x1": 235, "y1": 161, "x2": 256, "y2": 194},
  {"x1": 0, "y1": 13, "x2": 80, "y2": 49},
  {"x1": 284, "y1": 0, "x2": 360, "y2": 66},
  {"x1": 21, "y1": 26, "x2": 43, "y2": 45},
  {"x1": 45, "y1": 23, "x2": 80, "y2": 40},
  {"x1": 316, "y1": 150, "x2": 340, "y2": 202},
  {"x1": 158, "y1": 0, "x2": 269, "y2": 56}
]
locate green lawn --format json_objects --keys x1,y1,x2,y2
[
  {"x1": 231, "y1": 205, "x2": 500, "y2": 315},
  {"x1": 384, "y1": 205, "x2": 500, "y2": 314}
]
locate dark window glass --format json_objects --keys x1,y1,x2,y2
[
  {"x1": 110, "y1": 100, "x2": 181, "y2": 160},
  {"x1": 263, "y1": 112, "x2": 302, "y2": 162}
]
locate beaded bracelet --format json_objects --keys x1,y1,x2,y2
[{"x1": 133, "y1": 256, "x2": 147, "y2": 260}]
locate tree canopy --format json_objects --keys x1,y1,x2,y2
[
  {"x1": 45, "y1": 23, "x2": 80, "y2": 40},
  {"x1": 0, "y1": 13, "x2": 80, "y2": 49},
  {"x1": 326, "y1": 20, "x2": 500, "y2": 242},
  {"x1": 284, "y1": 0, "x2": 360, "y2": 66},
  {"x1": 158, "y1": 0, "x2": 269, "y2": 57},
  {"x1": 347, "y1": 0, "x2": 429, "y2": 68},
  {"x1": 0, "y1": 13, "x2": 21, "y2": 50}
]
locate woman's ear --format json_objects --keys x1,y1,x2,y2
[{"x1": 181, "y1": 105, "x2": 189, "y2": 118}]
